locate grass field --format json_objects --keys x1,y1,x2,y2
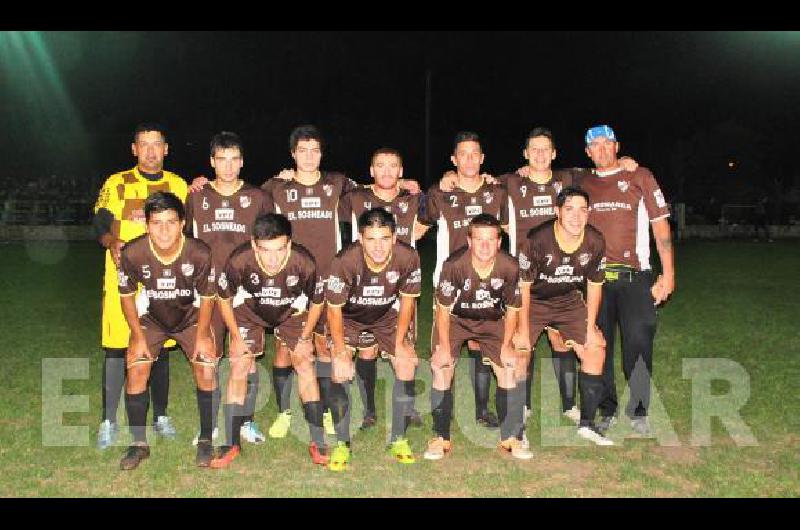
[{"x1": 0, "y1": 238, "x2": 798, "y2": 497}]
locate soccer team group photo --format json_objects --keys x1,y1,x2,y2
[{"x1": 92, "y1": 122, "x2": 675, "y2": 473}]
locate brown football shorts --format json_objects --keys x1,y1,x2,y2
[
  {"x1": 130, "y1": 315, "x2": 218, "y2": 367},
  {"x1": 432, "y1": 315, "x2": 505, "y2": 367},
  {"x1": 528, "y1": 297, "x2": 588, "y2": 348}
]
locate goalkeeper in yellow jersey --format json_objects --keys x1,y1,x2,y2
[{"x1": 93, "y1": 123, "x2": 188, "y2": 449}]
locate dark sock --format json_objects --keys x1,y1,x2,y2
[
  {"x1": 243, "y1": 370, "x2": 260, "y2": 423},
  {"x1": 469, "y1": 349, "x2": 491, "y2": 417},
  {"x1": 391, "y1": 379, "x2": 414, "y2": 441},
  {"x1": 223, "y1": 403, "x2": 245, "y2": 447},
  {"x1": 272, "y1": 366, "x2": 293, "y2": 412},
  {"x1": 102, "y1": 348, "x2": 126, "y2": 423},
  {"x1": 302, "y1": 400, "x2": 325, "y2": 447},
  {"x1": 525, "y1": 355, "x2": 534, "y2": 409},
  {"x1": 150, "y1": 348, "x2": 169, "y2": 418},
  {"x1": 329, "y1": 381, "x2": 351, "y2": 444},
  {"x1": 431, "y1": 388, "x2": 453, "y2": 440},
  {"x1": 125, "y1": 390, "x2": 149, "y2": 444},
  {"x1": 196, "y1": 388, "x2": 213, "y2": 441},
  {"x1": 496, "y1": 387, "x2": 509, "y2": 439},
  {"x1": 579, "y1": 372, "x2": 604, "y2": 428},
  {"x1": 315, "y1": 359, "x2": 332, "y2": 411},
  {"x1": 498, "y1": 384, "x2": 525, "y2": 441},
  {"x1": 355, "y1": 357, "x2": 377, "y2": 417},
  {"x1": 553, "y1": 350, "x2": 578, "y2": 411},
  {"x1": 508, "y1": 384, "x2": 525, "y2": 441}
]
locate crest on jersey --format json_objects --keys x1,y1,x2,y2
[
  {"x1": 440, "y1": 280, "x2": 455, "y2": 298},
  {"x1": 538, "y1": 185, "x2": 546, "y2": 193},
  {"x1": 518, "y1": 252, "x2": 530, "y2": 271},
  {"x1": 398, "y1": 202, "x2": 408, "y2": 213},
  {"x1": 579, "y1": 253, "x2": 591, "y2": 267},
  {"x1": 250, "y1": 273, "x2": 260, "y2": 286},
  {"x1": 240, "y1": 195, "x2": 251, "y2": 208},
  {"x1": 117, "y1": 270, "x2": 129, "y2": 288},
  {"x1": 386, "y1": 271, "x2": 400, "y2": 284},
  {"x1": 562, "y1": 256, "x2": 570, "y2": 264},
  {"x1": 490, "y1": 278, "x2": 504, "y2": 290},
  {"x1": 328, "y1": 275, "x2": 345, "y2": 294},
  {"x1": 483, "y1": 191, "x2": 494, "y2": 204},
  {"x1": 181, "y1": 263, "x2": 194, "y2": 276},
  {"x1": 286, "y1": 275, "x2": 299, "y2": 287},
  {"x1": 208, "y1": 268, "x2": 216, "y2": 283},
  {"x1": 408, "y1": 269, "x2": 421, "y2": 284},
  {"x1": 553, "y1": 182, "x2": 563, "y2": 195},
  {"x1": 222, "y1": 200, "x2": 230, "y2": 208},
  {"x1": 618, "y1": 180, "x2": 630, "y2": 192},
  {"x1": 306, "y1": 187, "x2": 314, "y2": 195},
  {"x1": 463, "y1": 278, "x2": 471, "y2": 291},
  {"x1": 163, "y1": 269, "x2": 172, "y2": 277},
  {"x1": 323, "y1": 184, "x2": 333, "y2": 197},
  {"x1": 218, "y1": 272, "x2": 228, "y2": 291}
]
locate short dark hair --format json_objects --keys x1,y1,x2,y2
[
  {"x1": 467, "y1": 213, "x2": 502, "y2": 237},
  {"x1": 370, "y1": 147, "x2": 403, "y2": 166},
  {"x1": 210, "y1": 131, "x2": 243, "y2": 157},
  {"x1": 453, "y1": 131, "x2": 481, "y2": 153},
  {"x1": 144, "y1": 191, "x2": 184, "y2": 222},
  {"x1": 524, "y1": 127, "x2": 556, "y2": 151},
  {"x1": 289, "y1": 124, "x2": 323, "y2": 152},
  {"x1": 253, "y1": 213, "x2": 293, "y2": 241},
  {"x1": 133, "y1": 122, "x2": 167, "y2": 143},
  {"x1": 556, "y1": 186, "x2": 590, "y2": 208},
  {"x1": 357, "y1": 207, "x2": 396, "y2": 234}
]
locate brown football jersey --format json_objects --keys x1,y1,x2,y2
[
  {"x1": 580, "y1": 167, "x2": 670, "y2": 270},
  {"x1": 217, "y1": 242, "x2": 324, "y2": 329},
  {"x1": 418, "y1": 178, "x2": 509, "y2": 283},
  {"x1": 118, "y1": 235, "x2": 216, "y2": 332},
  {"x1": 184, "y1": 181, "x2": 272, "y2": 273},
  {"x1": 339, "y1": 186, "x2": 421, "y2": 247},
  {"x1": 325, "y1": 241, "x2": 421, "y2": 325},
  {"x1": 262, "y1": 171, "x2": 357, "y2": 277},
  {"x1": 500, "y1": 169, "x2": 580, "y2": 256},
  {"x1": 518, "y1": 219, "x2": 606, "y2": 302},
  {"x1": 436, "y1": 246, "x2": 522, "y2": 321}
]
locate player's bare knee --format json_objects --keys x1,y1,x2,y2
[
  {"x1": 293, "y1": 357, "x2": 315, "y2": 380},
  {"x1": 580, "y1": 345, "x2": 605, "y2": 375},
  {"x1": 274, "y1": 344, "x2": 292, "y2": 367},
  {"x1": 393, "y1": 358, "x2": 416, "y2": 381},
  {"x1": 229, "y1": 357, "x2": 252, "y2": 381}
]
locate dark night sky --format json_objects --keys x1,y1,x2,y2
[{"x1": 3, "y1": 31, "x2": 799, "y2": 201}]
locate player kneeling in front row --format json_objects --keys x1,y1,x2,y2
[
  {"x1": 117, "y1": 192, "x2": 218, "y2": 470},
  {"x1": 427, "y1": 214, "x2": 532, "y2": 461},
  {"x1": 325, "y1": 208, "x2": 422, "y2": 470},
  {"x1": 516, "y1": 186, "x2": 612, "y2": 446},
  {"x1": 210, "y1": 213, "x2": 328, "y2": 468}
]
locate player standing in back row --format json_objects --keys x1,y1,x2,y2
[
  {"x1": 338, "y1": 147, "x2": 425, "y2": 431},
  {"x1": 184, "y1": 131, "x2": 272, "y2": 445},
  {"x1": 579, "y1": 125, "x2": 675, "y2": 436},
  {"x1": 417, "y1": 131, "x2": 509, "y2": 430}
]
